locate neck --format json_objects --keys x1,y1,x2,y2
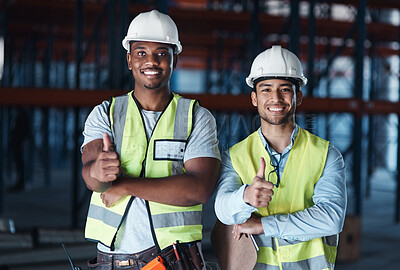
[
  {"x1": 261, "y1": 122, "x2": 295, "y2": 154},
  {"x1": 133, "y1": 87, "x2": 171, "y2": 111}
]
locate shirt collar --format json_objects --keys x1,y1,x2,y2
[{"x1": 258, "y1": 124, "x2": 299, "y2": 156}]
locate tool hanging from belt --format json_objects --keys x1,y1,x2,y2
[
  {"x1": 87, "y1": 241, "x2": 203, "y2": 270},
  {"x1": 141, "y1": 255, "x2": 166, "y2": 270},
  {"x1": 86, "y1": 198, "x2": 204, "y2": 270},
  {"x1": 144, "y1": 199, "x2": 204, "y2": 270}
]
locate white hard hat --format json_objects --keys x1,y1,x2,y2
[
  {"x1": 122, "y1": 10, "x2": 182, "y2": 54},
  {"x1": 246, "y1": 45, "x2": 307, "y2": 88}
]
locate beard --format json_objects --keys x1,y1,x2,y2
[
  {"x1": 144, "y1": 82, "x2": 162, "y2": 89},
  {"x1": 261, "y1": 114, "x2": 292, "y2": 125},
  {"x1": 258, "y1": 105, "x2": 296, "y2": 126}
]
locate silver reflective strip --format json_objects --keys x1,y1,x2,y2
[
  {"x1": 254, "y1": 234, "x2": 275, "y2": 249},
  {"x1": 152, "y1": 211, "x2": 202, "y2": 229},
  {"x1": 254, "y1": 255, "x2": 332, "y2": 270},
  {"x1": 257, "y1": 235, "x2": 338, "y2": 249},
  {"x1": 254, "y1": 263, "x2": 280, "y2": 270},
  {"x1": 323, "y1": 234, "x2": 338, "y2": 247},
  {"x1": 277, "y1": 238, "x2": 304, "y2": 246},
  {"x1": 171, "y1": 161, "x2": 184, "y2": 175},
  {"x1": 174, "y1": 98, "x2": 192, "y2": 140},
  {"x1": 112, "y1": 95, "x2": 129, "y2": 156},
  {"x1": 171, "y1": 98, "x2": 192, "y2": 174},
  {"x1": 281, "y1": 254, "x2": 330, "y2": 270},
  {"x1": 87, "y1": 204, "x2": 122, "y2": 228}
]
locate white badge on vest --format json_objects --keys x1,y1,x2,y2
[{"x1": 154, "y1": 140, "x2": 186, "y2": 161}]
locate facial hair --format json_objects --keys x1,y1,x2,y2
[
  {"x1": 259, "y1": 102, "x2": 296, "y2": 126},
  {"x1": 144, "y1": 82, "x2": 162, "y2": 89}
]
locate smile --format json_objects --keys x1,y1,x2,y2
[
  {"x1": 142, "y1": 69, "x2": 162, "y2": 76},
  {"x1": 267, "y1": 106, "x2": 286, "y2": 113},
  {"x1": 269, "y1": 107, "x2": 283, "y2": 112}
]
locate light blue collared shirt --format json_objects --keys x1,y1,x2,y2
[{"x1": 214, "y1": 125, "x2": 347, "y2": 241}]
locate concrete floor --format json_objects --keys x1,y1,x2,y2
[{"x1": 0, "y1": 170, "x2": 399, "y2": 270}]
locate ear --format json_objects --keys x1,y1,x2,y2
[
  {"x1": 296, "y1": 90, "x2": 303, "y2": 106},
  {"x1": 126, "y1": 53, "x2": 132, "y2": 70},
  {"x1": 251, "y1": 90, "x2": 258, "y2": 107},
  {"x1": 173, "y1": 54, "x2": 178, "y2": 70}
]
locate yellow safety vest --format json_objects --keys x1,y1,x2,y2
[
  {"x1": 230, "y1": 128, "x2": 337, "y2": 270},
  {"x1": 85, "y1": 91, "x2": 202, "y2": 250}
]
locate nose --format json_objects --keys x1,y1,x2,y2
[
  {"x1": 270, "y1": 89, "x2": 283, "y2": 102},
  {"x1": 145, "y1": 53, "x2": 159, "y2": 66}
]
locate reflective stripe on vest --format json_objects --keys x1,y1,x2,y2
[
  {"x1": 85, "y1": 91, "x2": 202, "y2": 250},
  {"x1": 255, "y1": 234, "x2": 337, "y2": 250},
  {"x1": 254, "y1": 255, "x2": 334, "y2": 270},
  {"x1": 230, "y1": 128, "x2": 336, "y2": 269}
]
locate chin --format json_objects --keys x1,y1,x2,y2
[{"x1": 144, "y1": 83, "x2": 162, "y2": 89}]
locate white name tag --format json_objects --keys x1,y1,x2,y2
[{"x1": 154, "y1": 140, "x2": 186, "y2": 161}]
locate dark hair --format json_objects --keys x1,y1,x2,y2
[{"x1": 253, "y1": 76, "x2": 301, "y2": 92}]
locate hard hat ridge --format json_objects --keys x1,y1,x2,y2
[
  {"x1": 122, "y1": 10, "x2": 182, "y2": 54},
  {"x1": 268, "y1": 45, "x2": 287, "y2": 74},
  {"x1": 246, "y1": 45, "x2": 307, "y2": 88}
]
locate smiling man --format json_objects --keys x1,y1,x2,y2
[
  {"x1": 81, "y1": 10, "x2": 220, "y2": 270},
  {"x1": 213, "y1": 45, "x2": 347, "y2": 269}
]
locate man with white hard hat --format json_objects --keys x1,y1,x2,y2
[
  {"x1": 81, "y1": 10, "x2": 220, "y2": 270},
  {"x1": 213, "y1": 45, "x2": 347, "y2": 269}
]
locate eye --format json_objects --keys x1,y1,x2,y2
[
  {"x1": 281, "y1": 87, "x2": 292, "y2": 92},
  {"x1": 158, "y1": 51, "x2": 169, "y2": 57},
  {"x1": 136, "y1": 51, "x2": 146, "y2": 56},
  {"x1": 261, "y1": 88, "x2": 271, "y2": 92}
]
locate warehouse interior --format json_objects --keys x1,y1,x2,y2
[{"x1": 0, "y1": 0, "x2": 400, "y2": 269}]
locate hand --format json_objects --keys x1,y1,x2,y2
[
  {"x1": 243, "y1": 157, "x2": 274, "y2": 208},
  {"x1": 232, "y1": 214, "x2": 264, "y2": 240},
  {"x1": 100, "y1": 180, "x2": 127, "y2": 207},
  {"x1": 90, "y1": 133, "x2": 120, "y2": 183}
]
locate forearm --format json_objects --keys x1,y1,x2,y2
[
  {"x1": 262, "y1": 146, "x2": 347, "y2": 241},
  {"x1": 117, "y1": 174, "x2": 212, "y2": 206},
  {"x1": 110, "y1": 157, "x2": 220, "y2": 207},
  {"x1": 262, "y1": 202, "x2": 345, "y2": 241},
  {"x1": 215, "y1": 184, "x2": 256, "y2": 225},
  {"x1": 214, "y1": 151, "x2": 256, "y2": 224},
  {"x1": 82, "y1": 161, "x2": 111, "y2": 192},
  {"x1": 81, "y1": 138, "x2": 117, "y2": 193}
]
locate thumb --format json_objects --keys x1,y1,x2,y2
[
  {"x1": 256, "y1": 157, "x2": 266, "y2": 179},
  {"x1": 102, "y1": 133, "x2": 112, "y2": 152}
]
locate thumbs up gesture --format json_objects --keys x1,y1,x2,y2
[
  {"x1": 243, "y1": 158, "x2": 274, "y2": 208},
  {"x1": 90, "y1": 133, "x2": 120, "y2": 183},
  {"x1": 102, "y1": 132, "x2": 113, "y2": 152}
]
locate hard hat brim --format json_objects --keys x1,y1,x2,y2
[
  {"x1": 246, "y1": 75, "x2": 307, "y2": 88},
  {"x1": 122, "y1": 37, "x2": 182, "y2": 54}
]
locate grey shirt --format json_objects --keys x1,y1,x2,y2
[{"x1": 81, "y1": 99, "x2": 220, "y2": 254}]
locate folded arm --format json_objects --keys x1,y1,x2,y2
[
  {"x1": 82, "y1": 134, "x2": 220, "y2": 207},
  {"x1": 215, "y1": 146, "x2": 347, "y2": 241},
  {"x1": 104, "y1": 157, "x2": 220, "y2": 207},
  {"x1": 261, "y1": 146, "x2": 347, "y2": 240}
]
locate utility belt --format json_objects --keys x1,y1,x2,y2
[{"x1": 87, "y1": 241, "x2": 204, "y2": 270}]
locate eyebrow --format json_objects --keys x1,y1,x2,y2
[
  {"x1": 132, "y1": 46, "x2": 170, "y2": 51},
  {"x1": 259, "y1": 83, "x2": 294, "y2": 88}
]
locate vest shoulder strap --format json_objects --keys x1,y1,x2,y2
[{"x1": 109, "y1": 93, "x2": 130, "y2": 156}]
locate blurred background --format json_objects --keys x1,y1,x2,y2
[{"x1": 0, "y1": 0, "x2": 399, "y2": 269}]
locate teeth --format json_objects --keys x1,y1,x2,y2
[
  {"x1": 144, "y1": 71, "x2": 159, "y2": 75},
  {"x1": 269, "y1": 107, "x2": 283, "y2": 112}
]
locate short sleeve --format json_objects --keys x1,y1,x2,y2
[
  {"x1": 184, "y1": 105, "x2": 221, "y2": 162},
  {"x1": 81, "y1": 100, "x2": 113, "y2": 152}
]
